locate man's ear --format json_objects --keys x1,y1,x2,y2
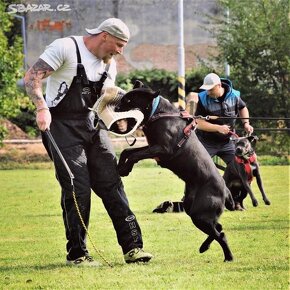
[{"x1": 133, "y1": 80, "x2": 144, "y2": 89}]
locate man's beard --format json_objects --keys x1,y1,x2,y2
[{"x1": 102, "y1": 55, "x2": 113, "y2": 64}]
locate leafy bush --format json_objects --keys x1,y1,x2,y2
[
  {"x1": 116, "y1": 67, "x2": 213, "y2": 102},
  {"x1": 0, "y1": 2, "x2": 26, "y2": 120},
  {"x1": 0, "y1": 124, "x2": 7, "y2": 146},
  {"x1": 117, "y1": 68, "x2": 179, "y2": 102}
]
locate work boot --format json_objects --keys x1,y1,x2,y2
[
  {"x1": 66, "y1": 255, "x2": 101, "y2": 267},
  {"x1": 124, "y1": 248, "x2": 153, "y2": 264}
]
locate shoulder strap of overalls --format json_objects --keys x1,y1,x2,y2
[
  {"x1": 70, "y1": 36, "x2": 89, "y2": 85},
  {"x1": 70, "y1": 36, "x2": 81, "y2": 63},
  {"x1": 105, "y1": 63, "x2": 110, "y2": 72},
  {"x1": 97, "y1": 63, "x2": 110, "y2": 86}
]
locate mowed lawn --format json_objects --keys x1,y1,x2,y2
[{"x1": 0, "y1": 164, "x2": 288, "y2": 289}]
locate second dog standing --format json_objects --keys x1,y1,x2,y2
[{"x1": 223, "y1": 135, "x2": 271, "y2": 210}]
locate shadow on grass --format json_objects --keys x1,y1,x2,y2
[
  {"x1": 24, "y1": 214, "x2": 61, "y2": 218},
  {"x1": 227, "y1": 219, "x2": 288, "y2": 231},
  {"x1": 226, "y1": 264, "x2": 288, "y2": 272},
  {"x1": 0, "y1": 262, "x2": 126, "y2": 272}
]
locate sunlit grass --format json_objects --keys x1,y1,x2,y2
[{"x1": 0, "y1": 165, "x2": 288, "y2": 289}]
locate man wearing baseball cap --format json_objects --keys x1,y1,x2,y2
[
  {"x1": 86, "y1": 17, "x2": 130, "y2": 41},
  {"x1": 24, "y1": 18, "x2": 153, "y2": 266},
  {"x1": 194, "y1": 72, "x2": 254, "y2": 166}
]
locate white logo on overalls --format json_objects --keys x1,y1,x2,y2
[
  {"x1": 125, "y1": 215, "x2": 135, "y2": 222},
  {"x1": 82, "y1": 87, "x2": 91, "y2": 95}
]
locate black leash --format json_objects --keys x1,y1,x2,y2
[
  {"x1": 45, "y1": 130, "x2": 74, "y2": 180},
  {"x1": 196, "y1": 115, "x2": 290, "y2": 121},
  {"x1": 125, "y1": 134, "x2": 137, "y2": 146}
]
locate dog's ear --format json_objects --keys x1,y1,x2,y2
[
  {"x1": 145, "y1": 89, "x2": 160, "y2": 101},
  {"x1": 248, "y1": 135, "x2": 258, "y2": 145},
  {"x1": 133, "y1": 80, "x2": 144, "y2": 89},
  {"x1": 153, "y1": 90, "x2": 160, "y2": 98}
]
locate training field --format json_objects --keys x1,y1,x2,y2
[{"x1": 0, "y1": 164, "x2": 289, "y2": 289}]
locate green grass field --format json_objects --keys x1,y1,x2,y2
[{"x1": 0, "y1": 163, "x2": 289, "y2": 289}]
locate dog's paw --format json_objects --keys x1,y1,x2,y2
[
  {"x1": 199, "y1": 243, "x2": 210, "y2": 253},
  {"x1": 252, "y1": 199, "x2": 258, "y2": 207},
  {"x1": 264, "y1": 199, "x2": 271, "y2": 205},
  {"x1": 118, "y1": 165, "x2": 131, "y2": 177},
  {"x1": 224, "y1": 256, "x2": 234, "y2": 262},
  {"x1": 118, "y1": 168, "x2": 130, "y2": 177}
]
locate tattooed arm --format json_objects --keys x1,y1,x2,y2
[{"x1": 24, "y1": 58, "x2": 54, "y2": 131}]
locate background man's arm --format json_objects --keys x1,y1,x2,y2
[
  {"x1": 239, "y1": 107, "x2": 254, "y2": 134},
  {"x1": 196, "y1": 119, "x2": 231, "y2": 135}
]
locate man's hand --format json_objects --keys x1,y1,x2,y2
[
  {"x1": 244, "y1": 122, "x2": 254, "y2": 134},
  {"x1": 217, "y1": 124, "x2": 231, "y2": 135},
  {"x1": 239, "y1": 107, "x2": 253, "y2": 135},
  {"x1": 36, "y1": 109, "x2": 51, "y2": 131}
]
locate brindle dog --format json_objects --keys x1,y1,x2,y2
[
  {"x1": 223, "y1": 135, "x2": 271, "y2": 210},
  {"x1": 116, "y1": 81, "x2": 235, "y2": 262}
]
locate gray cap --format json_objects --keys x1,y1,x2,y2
[
  {"x1": 86, "y1": 18, "x2": 130, "y2": 42},
  {"x1": 199, "y1": 73, "x2": 221, "y2": 90}
]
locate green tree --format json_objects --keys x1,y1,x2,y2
[
  {"x1": 0, "y1": 0, "x2": 29, "y2": 144},
  {"x1": 211, "y1": 0, "x2": 289, "y2": 156},
  {"x1": 214, "y1": 0, "x2": 289, "y2": 122}
]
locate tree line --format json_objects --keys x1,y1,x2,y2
[{"x1": 0, "y1": 0, "x2": 288, "y2": 155}]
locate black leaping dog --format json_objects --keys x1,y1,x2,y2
[{"x1": 116, "y1": 81, "x2": 235, "y2": 262}]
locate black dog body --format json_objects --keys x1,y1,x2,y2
[
  {"x1": 117, "y1": 83, "x2": 235, "y2": 262},
  {"x1": 223, "y1": 136, "x2": 271, "y2": 210}
]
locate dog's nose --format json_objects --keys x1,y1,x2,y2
[{"x1": 236, "y1": 147, "x2": 243, "y2": 154}]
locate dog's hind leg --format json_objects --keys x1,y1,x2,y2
[
  {"x1": 217, "y1": 231, "x2": 234, "y2": 262},
  {"x1": 239, "y1": 188, "x2": 248, "y2": 210},
  {"x1": 199, "y1": 223, "x2": 222, "y2": 253},
  {"x1": 225, "y1": 188, "x2": 235, "y2": 211},
  {"x1": 193, "y1": 218, "x2": 234, "y2": 262}
]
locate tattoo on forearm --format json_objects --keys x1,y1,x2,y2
[{"x1": 24, "y1": 58, "x2": 54, "y2": 106}]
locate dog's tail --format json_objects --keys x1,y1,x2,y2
[{"x1": 225, "y1": 188, "x2": 235, "y2": 211}]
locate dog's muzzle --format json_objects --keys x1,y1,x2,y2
[
  {"x1": 90, "y1": 86, "x2": 144, "y2": 137},
  {"x1": 235, "y1": 147, "x2": 244, "y2": 155}
]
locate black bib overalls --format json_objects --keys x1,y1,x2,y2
[{"x1": 42, "y1": 37, "x2": 143, "y2": 260}]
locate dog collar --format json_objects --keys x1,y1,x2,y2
[
  {"x1": 235, "y1": 153, "x2": 257, "y2": 163},
  {"x1": 149, "y1": 95, "x2": 160, "y2": 117}
]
